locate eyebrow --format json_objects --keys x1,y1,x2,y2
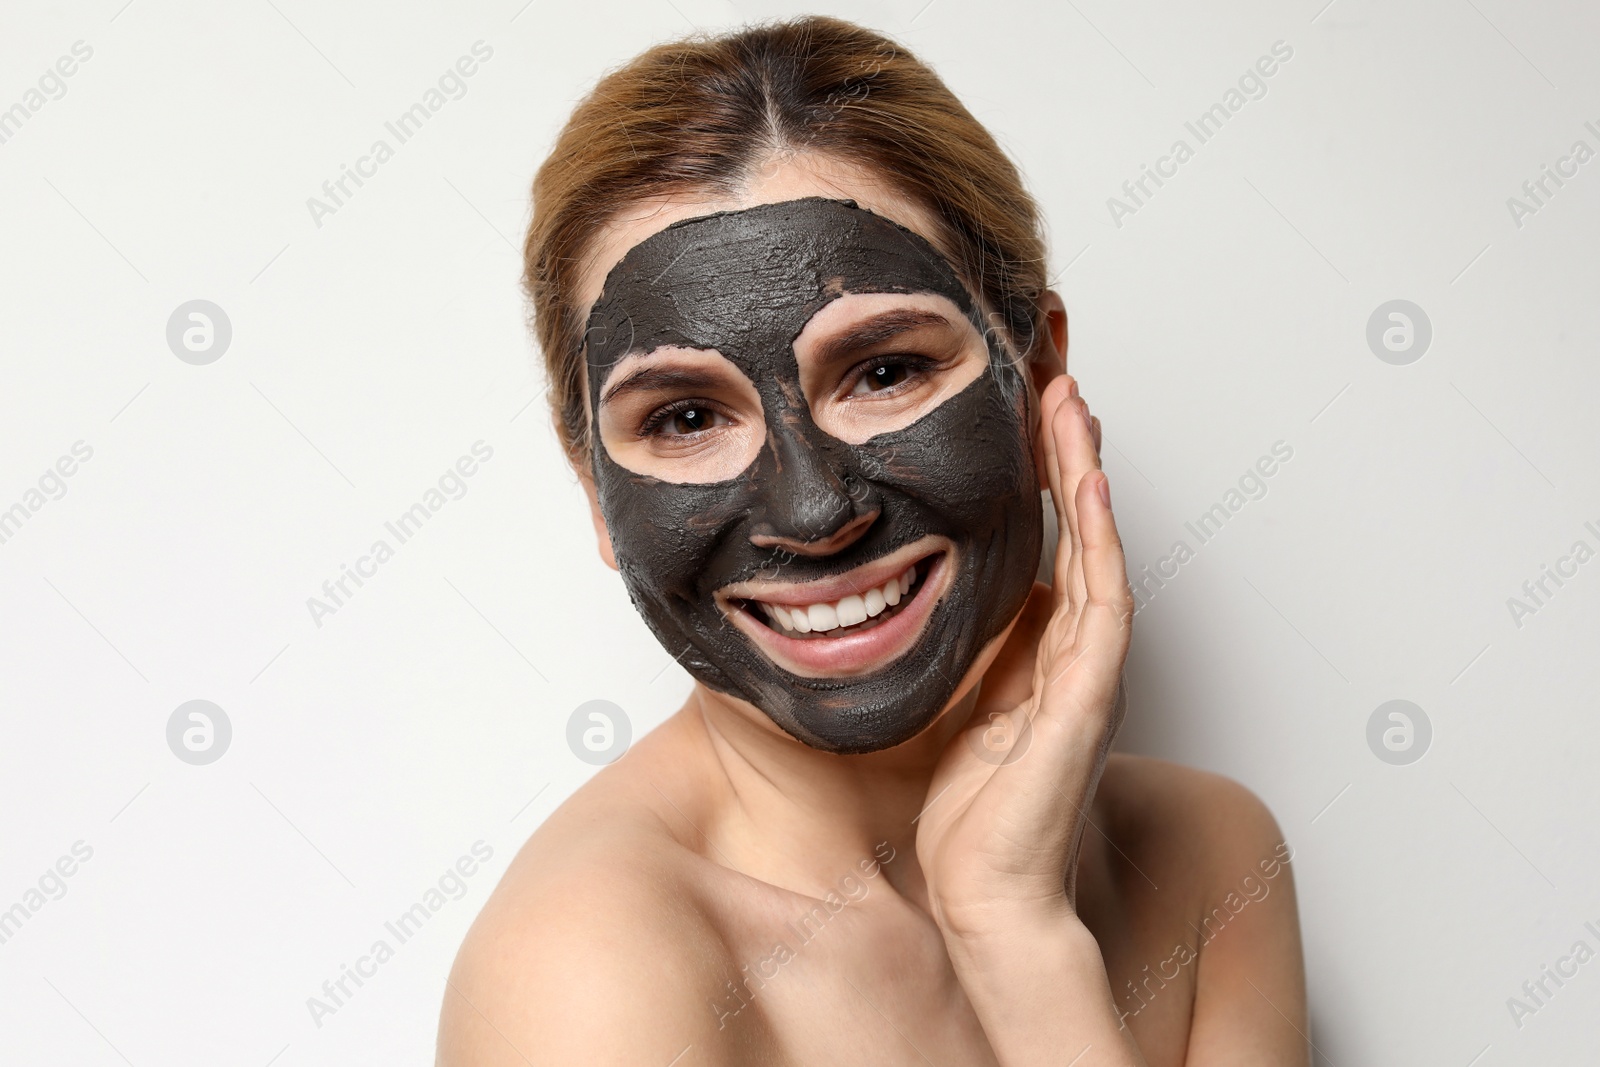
[
  {"x1": 599, "y1": 363, "x2": 728, "y2": 407},
  {"x1": 812, "y1": 308, "x2": 956, "y2": 365}
]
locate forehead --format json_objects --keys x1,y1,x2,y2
[
  {"x1": 573, "y1": 153, "x2": 954, "y2": 314},
  {"x1": 599, "y1": 198, "x2": 966, "y2": 321}
]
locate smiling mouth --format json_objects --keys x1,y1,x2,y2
[
  {"x1": 715, "y1": 541, "x2": 951, "y2": 679},
  {"x1": 735, "y1": 561, "x2": 928, "y2": 639}
]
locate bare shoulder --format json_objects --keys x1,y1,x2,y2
[
  {"x1": 1095, "y1": 753, "x2": 1293, "y2": 882},
  {"x1": 436, "y1": 761, "x2": 748, "y2": 1066},
  {"x1": 1095, "y1": 754, "x2": 1308, "y2": 1064},
  {"x1": 1091, "y1": 753, "x2": 1299, "y2": 932}
]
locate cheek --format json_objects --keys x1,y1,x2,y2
[
  {"x1": 597, "y1": 463, "x2": 755, "y2": 595},
  {"x1": 859, "y1": 380, "x2": 1034, "y2": 517},
  {"x1": 598, "y1": 475, "x2": 705, "y2": 564}
]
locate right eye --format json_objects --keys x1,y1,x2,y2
[{"x1": 639, "y1": 400, "x2": 732, "y2": 440}]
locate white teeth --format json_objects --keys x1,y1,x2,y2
[
  {"x1": 752, "y1": 561, "x2": 926, "y2": 636},
  {"x1": 836, "y1": 594, "x2": 867, "y2": 627},
  {"x1": 808, "y1": 602, "x2": 840, "y2": 632}
]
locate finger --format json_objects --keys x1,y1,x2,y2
[
  {"x1": 1016, "y1": 471, "x2": 1131, "y2": 814},
  {"x1": 1060, "y1": 469, "x2": 1133, "y2": 706},
  {"x1": 1038, "y1": 375, "x2": 1074, "y2": 533},
  {"x1": 1047, "y1": 389, "x2": 1101, "y2": 616},
  {"x1": 1038, "y1": 377, "x2": 1076, "y2": 607},
  {"x1": 1048, "y1": 397, "x2": 1085, "y2": 614}
]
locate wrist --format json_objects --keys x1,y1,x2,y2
[
  {"x1": 932, "y1": 892, "x2": 1079, "y2": 948},
  {"x1": 934, "y1": 915, "x2": 1139, "y2": 1067},
  {"x1": 940, "y1": 914, "x2": 1141, "y2": 1066},
  {"x1": 938, "y1": 902, "x2": 1097, "y2": 974}
]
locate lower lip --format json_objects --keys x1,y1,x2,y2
[{"x1": 729, "y1": 552, "x2": 948, "y2": 679}]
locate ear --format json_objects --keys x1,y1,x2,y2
[
  {"x1": 1029, "y1": 289, "x2": 1069, "y2": 489},
  {"x1": 1031, "y1": 289, "x2": 1068, "y2": 393},
  {"x1": 576, "y1": 464, "x2": 619, "y2": 572}
]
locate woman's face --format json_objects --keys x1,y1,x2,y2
[{"x1": 576, "y1": 162, "x2": 1044, "y2": 754}]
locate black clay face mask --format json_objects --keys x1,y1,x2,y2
[{"x1": 585, "y1": 198, "x2": 1042, "y2": 753}]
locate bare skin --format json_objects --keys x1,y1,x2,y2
[{"x1": 438, "y1": 153, "x2": 1308, "y2": 1066}]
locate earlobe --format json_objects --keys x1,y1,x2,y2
[{"x1": 576, "y1": 465, "x2": 619, "y2": 572}]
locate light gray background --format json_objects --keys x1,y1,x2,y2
[{"x1": 2, "y1": 0, "x2": 1596, "y2": 1064}]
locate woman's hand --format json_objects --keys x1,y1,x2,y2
[
  {"x1": 917, "y1": 372, "x2": 1130, "y2": 930},
  {"x1": 914, "y1": 374, "x2": 1144, "y2": 1065}
]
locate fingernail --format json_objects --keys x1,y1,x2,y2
[
  {"x1": 1096, "y1": 473, "x2": 1111, "y2": 509},
  {"x1": 1067, "y1": 377, "x2": 1079, "y2": 398}
]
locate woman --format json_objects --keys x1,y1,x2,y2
[{"x1": 440, "y1": 17, "x2": 1307, "y2": 1066}]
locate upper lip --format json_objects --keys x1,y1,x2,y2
[{"x1": 714, "y1": 536, "x2": 948, "y2": 608}]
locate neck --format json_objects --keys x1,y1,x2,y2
[{"x1": 675, "y1": 678, "x2": 984, "y2": 906}]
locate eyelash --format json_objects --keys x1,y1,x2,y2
[
  {"x1": 637, "y1": 398, "x2": 726, "y2": 439},
  {"x1": 845, "y1": 353, "x2": 938, "y2": 397}
]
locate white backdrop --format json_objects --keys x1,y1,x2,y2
[{"x1": 2, "y1": 0, "x2": 1596, "y2": 1064}]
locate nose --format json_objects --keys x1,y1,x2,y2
[{"x1": 748, "y1": 425, "x2": 878, "y2": 556}]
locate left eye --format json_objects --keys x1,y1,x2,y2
[{"x1": 849, "y1": 357, "x2": 927, "y2": 396}]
